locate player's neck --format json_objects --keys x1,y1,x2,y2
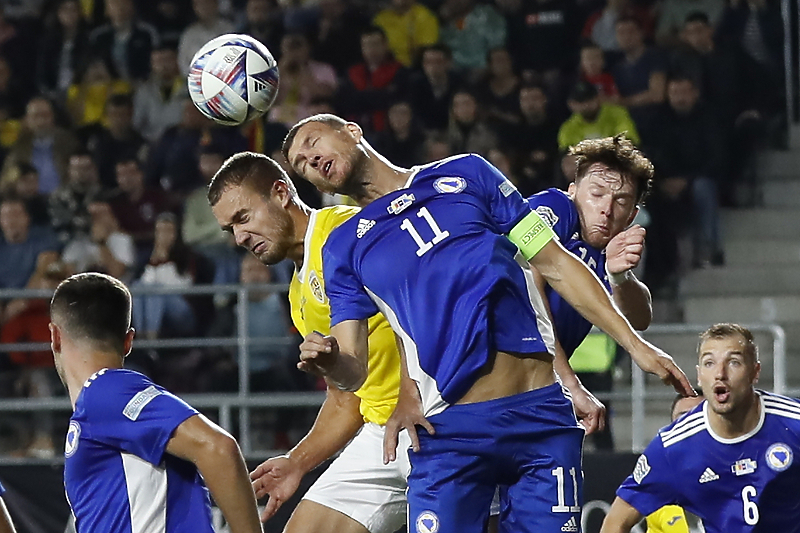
[
  {"x1": 290, "y1": 203, "x2": 313, "y2": 269},
  {"x1": 62, "y1": 345, "x2": 124, "y2": 408},
  {"x1": 351, "y1": 149, "x2": 413, "y2": 207},
  {"x1": 709, "y1": 391, "x2": 761, "y2": 440}
]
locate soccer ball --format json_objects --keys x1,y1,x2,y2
[{"x1": 188, "y1": 34, "x2": 279, "y2": 126}]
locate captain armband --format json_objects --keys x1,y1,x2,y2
[{"x1": 507, "y1": 210, "x2": 556, "y2": 260}]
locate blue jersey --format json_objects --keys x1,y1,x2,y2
[
  {"x1": 64, "y1": 368, "x2": 214, "y2": 533},
  {"x1": 617, "y1": 392, "x2": 800, "y2": 533},
  {"x1": 527, "y1": 188, "x2": 611, "y2": 356},
  {"x1": 323, "y1": 154, "x2": 556, "y2": 416}
]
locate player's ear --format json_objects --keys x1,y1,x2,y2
[
  {"x1": 49, "y1": 322, "x2": 61, "y2": 355},
  {"x1": 344, "y1": 122, "x2": 363, "y2": 142},
  {"x1": 567, "y1": 180, "x2": 577, "y2": 198},
  {"x1": 122, "y1": 328, "x2": 135, "y2": 358},
  {"x1": 273, "y1": 179, "x2": 291, "y2": 207},
  {"x1": 753, "y1": 361, "x2": 761, "y2": 384}
]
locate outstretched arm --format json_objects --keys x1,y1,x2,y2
[
  {"x1": 531, "y1": 239, "x2": 693, "y2": 396},
  {"x1": 298, "y1": 320, "x2": 370, "y2": 392},
  {"x1": 0, "y1": 496, "x2": 16, "y2": 533},
  {"x1": 166, "y1": 414, "x2": 261, "y2": 533},
  {"x1": 250, "y1": 386, "x2": 364, "y2": 521},
  {"x1": 600, "y1": 497, "x2": 643, "y2": 533},
  {"x1": 605, "y1": 225, "x2": 652, "y2": 330}
]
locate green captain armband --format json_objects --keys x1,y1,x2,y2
[{"x1": 507, "y1": 210, "x2": 555, "y2": 260}]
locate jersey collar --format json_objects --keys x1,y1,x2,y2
[
  {"x1": 296, "y1": 208, "x2": 319, "y2": 284},
  {"x1": 704, "y1": 391, "x2": 765, "y2": 444}
]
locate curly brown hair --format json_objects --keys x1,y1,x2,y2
[{"x1": 569, "y1": 133, "x2": 653, "y2": 205}]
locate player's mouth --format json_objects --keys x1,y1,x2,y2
[
  {"x1": 713, "y1": 384, "x2": 730, "y2": 403},
  {"x1": 322, "y1": 159, "x2": 333, "y2": 179},
  {"x1": 252, "y1": 241, "x2": 267, "y2": 255}
]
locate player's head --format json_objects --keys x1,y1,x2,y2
[
  {"x1": 671, "y1": 390, "x2": 704, "y2": 421},
  {"x1": 50, "y1": 273, "x2": 134, "y2": 381},
  {"x1": 283, "y1": 113, "x2": 371, "y2": 197},
  {"x1": 208, "y1": 151, "x2": 302, "y2": 265},
  {"x1": 696, "y1": 323, "x2": 760, "y2": 417},
  {"x1": 568, "y1": 134, "x2": 653, "y2": 248}
]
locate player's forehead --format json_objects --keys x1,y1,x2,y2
[
  {"x1": 289, "y1": 123, "x2": 334, "y2": 155},
  {"x1": 698, "y1": 334, "x2": 749, "y2": 360},
  {"x1": 212, "y1": 184, "x2": 255, "y2": 219},
  {"x1": 579, "y1": 163, "x2": 635, "y2": 195}
]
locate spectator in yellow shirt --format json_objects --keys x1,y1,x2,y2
[
  {"x1": 373, "y1": 0, "x2": 439, "y2": 67},
  {"x1": 558, "y1": 80, "x2": 639, "y2": 151}
]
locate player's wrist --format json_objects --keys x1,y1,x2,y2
[{"x1": 607, "y1": 266, "x2": 633, "y2": 286}]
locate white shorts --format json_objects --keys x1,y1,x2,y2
[{"x1": 303, "y1": 422, "x2": 412, "y2": 533}]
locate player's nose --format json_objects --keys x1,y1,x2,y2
[{"x1": 234, "y1": 229, "x2": 250, "y2": 247}]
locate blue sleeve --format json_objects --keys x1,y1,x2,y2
[
  {"x1": 616, "y1": 436, "x2": 680, "y2": 516},
  {"x1": 525, "y1": 189, "x2": 577, "y2": 243},
  {"x1": 0, "y1": 480, "x2": 4, "y2": 496},
  {"x1": 323, "y1": 231, "x2": 379, "y2": 326},
  {"x1": 461, "y1": 154, "x2": 533, "y2": 234},
  {"x1": 83, "y1": 372, "x2": 198, "y2": 465}
]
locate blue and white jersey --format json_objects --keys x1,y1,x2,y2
[
  {"x1": 323, "y1": 154, "x2": 555, "y2": 416},
  {"x1": 64, "y1": 368, "x2": 213, "y2": 533},
  {"x1": 527, "y1": 188, "x2": 611, "y2": 356},
  {"x1": 617, "y1": 391, "x2": 800, "y2": 533}
]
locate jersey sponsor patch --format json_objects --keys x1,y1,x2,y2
[
  {"x1": 308, "y1": 270, "x2": 325, "y2": 303},
  {"x1": 535, "y1": 205, "x2": 559, "y2": 228},
  {"x1": 416, "y1": 511, "x2": 439, "y2": 533},
  {"x1": 698, "y1": 467, "x2": 719, "y2": 483},
  {"x1": 387, "y1": 193, "x2": 415, "y2": 215},
  {"x1": 499, "y1": 180, "x2": 517, "y2": 197},
  {"x1": 65, "y1": 421, "x2": 81, "y2": 458},
  {"x1": 433, "y1": 176, "x2": 466, "y2": 194},
  {"x1": 732, "y1": 458, "x2": 757, "y2": 476},
  {"x1": 633, "y1": 454, "x2": 651, "y2": 484},
  {"x1": 766, "y1": 443, "x2": 793, "y2": 471},
  {"x1": 356, "y1": 219, "x2": 375, "y2": 238},
  {"x1": 123, "y1": 386, "x2": 162, "y2": 421}
]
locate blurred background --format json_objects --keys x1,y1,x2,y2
[{"x1": 0, "y1": 0, "x2": 796, "y2": 531}]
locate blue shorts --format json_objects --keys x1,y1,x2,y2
[{"x1": 407, "y1": 383, "x2": 584, "y2": 533}]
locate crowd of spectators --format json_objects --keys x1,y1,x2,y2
[{"x1": 0, "y1": 0, "x2": 787, "y2": 455}]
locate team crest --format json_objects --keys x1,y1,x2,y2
[
  {"x1": 433, "y1": 176, "x2": 466, "y2": 194},
  {"x1": 633, "y1": 454, "x2": 650, "y2": 484},
  {"x1": 535, "y1": 206, "x2": 559, "y2": 228},
  {"x1": 65, "y1": 421, "x2": 81, "y2": 458},
  {"x1": 308, "y1": 271, "x2": 325, "y2": 303},
  {"x1": 416, "y1": 511, "x2": 439, "y2": 533},
  {"x1": 766, "y1": 443, "x2": 793, "y2": 472}
]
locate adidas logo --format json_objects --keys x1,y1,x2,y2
[
  {"x1": 561, "y1": 516, "x2": 578, "y2": 532},
  {"x1": 699, "y1": 467, "x2": 719, "y2": 483},
  {"x1": 254, "y1": 79, "x2": 268, "y2": 92},
  {"x1": 356, "y1": 219, "x2": 375, "y2": 238}
]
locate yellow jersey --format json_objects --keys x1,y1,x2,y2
[
  {"x1": 288, "y1": 206, "x2": 401, "y2": 425},
  {"x1": 646, "y1": 505, "x2": 689, "y2": 533}
]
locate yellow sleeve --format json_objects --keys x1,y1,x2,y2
[
  {"x1": 645, "y1": 506, "x2": 689, "y2": 533},
  {"x1": 415, "y1": 5, "x2": 440, "y2": 48}
]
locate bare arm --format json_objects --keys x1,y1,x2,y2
[
  {"x1": 600, "y1": 497, "x2": 643, "y2": 533},
  {"x1": 620, "y1": 71, "x2": 666, "y2": 107},
  {"x1": 532, "y1": 267, "x2": 606, "y2": 434},
  {"x1": 298, "y1": 320, "x2": 370, "y2": 392},
  {"x1": 531, "y1": 239, "x2": 693, "y2": 395},
  {"x1": 165, "y1": 414, "x2": 261, "y2": 533},
  {"x1": 250, "y1": 386, "x2": 363, "y2": 521},
  {"x1": 605, "y1": 225, "x2": 652, "y2": 330},
  {"x1": 0, "y1": 497, "x2": 16, "y2": 533}
]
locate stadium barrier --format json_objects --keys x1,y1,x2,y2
[{"x1": 0, "y1": 285, "x2": 786, "y2": 455}]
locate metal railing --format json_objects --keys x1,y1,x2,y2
[{"x1": 0, "y1": 284, "x2": 788, "y2": 457}]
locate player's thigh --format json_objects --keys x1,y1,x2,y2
[
  {"x1": 407, "y1": 438, "x2": 495, "y2": 533},
  {"x1": 285, "y1": 500, "x2": 371, "y2": 533},
  {"x1": 499, "y1": 426, "x2": 584, "y2": 533},
  {"x1": 302, "y1": 423, "x2": 410, "y2": 533}
]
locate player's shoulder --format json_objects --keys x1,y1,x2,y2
[
  {"x1": 658, "y1": 404, "x2": 707, "y2": 449},
  {"x1": 526, "y1": 188, "x2": 574, "y2": 224},
  {"x1": 315, "y1": 206, "x2": 360, "y2": 238},
  {"x1": 413, "y1": 153, "x2": 493, "y2": 183},
  {"x1": 77, "y1": 369, "x2": 159, "y2": 417},
  {"x1": 762, "y1": 390, "x2": 800, "y2": 424}
]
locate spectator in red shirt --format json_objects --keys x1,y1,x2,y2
[
  {"x1": 579, "y1": 41, "x2": 619, "y2": 104},
  {"x1": 338, "y1": 25, "x2": 409, "y2": 134}
]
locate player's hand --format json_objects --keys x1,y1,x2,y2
[
  {"x1": 605, "y1": 225, "x2": 646, "y2": 277},
  {"x1": 249, "y1": 455, "x2": 305, "y2": 522},
  {"x1": 383, "y1": 379, "x2": 434, "y2": 464},
  {"x1": 298, "y1": 331, "x2": 340, "y2": 377},
  {"x1": 630, "y1": 340, "x2": 696, "y2": 396},
  {"x1": 568, "y1": 383, "x2": 606, "y2": 434}
]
